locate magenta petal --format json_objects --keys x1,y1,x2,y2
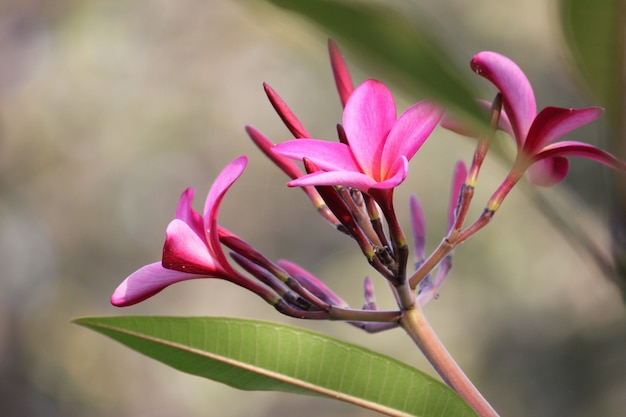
[
  {"x1": 381, "y1": 99, "x2": 443, "y2": 178},
  {"x1": 534, "y1": 141, "x2": 626, "y2": 172},
  {"x1": 369, "y1": 156, "x2": 408, "y2": 189},
  {"x1": 272, "y1": 139, "x2": 361, "y2": 172},
  {"x1": 174, "y1": 188, "x2": 205, "y2": 242},
  {"x1": 162, "y1": 219, "x2": 225, "y2": 274},
  {"x1": 204, "y1": 156, "x2": 248, "y2": 221},
  {"x1": 111, "y1": 262, "x2": 201, "y2": 307},
  {"x1": 471, "y1": 51, "x2": 536, "y2": 142},
  {"x1": 343, "y1": 80, "x2": 397, "y2": 178},
  {"x1": 527, "y1": 157, "x2": 569, "y2": 186},
  {"x1": 524, "y1": 106, "x2": 603, "y2": 154},
  {"x1": 287, "y1": 170, "x2": 377, "y2": 191},
  {"x1": 203, "y1": 156, "x2": 247, "y2": 268}
]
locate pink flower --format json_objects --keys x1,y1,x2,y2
[
  {"x1": 272, "y1": 79, "x2": 443, "y2": 192},
  {"x1": 472, "y1": 51, "x2": 625, "y2": 186},
  {"x1": 111, "y1": 156, "x2": 249, "y2": 306}
]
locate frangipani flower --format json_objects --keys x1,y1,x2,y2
[
  {"x1": 472, "y1": 51, "x2": 625, "y2": 188},
  {"x1": 272, "y1": 79, "x2": 443, "y2": 192},
  {"x1": 111, "y1": 156, "x2": 255, "y2": 306}
]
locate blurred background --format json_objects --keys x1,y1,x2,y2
[{"x1": 0, "y1": 1, "x2": 624, "y2": 416}]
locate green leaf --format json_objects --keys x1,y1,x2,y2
[
  {"x1": 75, "y1": 316, "x2": 476, "y2": 417},
  {"x1": 559, "y1": 0, "x2": 625, "y2": 128},
  {"x1": 267, "y1": 0, "x2": 489, "y2": 133}
]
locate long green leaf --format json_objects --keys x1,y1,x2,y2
[
  {"x1": 560, "y1": 0, "x2": 625, "y2": 128},
  {"x1": 267, "y1": 0, "x2": 488, "y2": 132},
  {"x1": 75, "y1": 316, "x2": 476, "y2": 417},
  {"x1": 560, "y1": 0, "x2": 626, "y2": 295}
]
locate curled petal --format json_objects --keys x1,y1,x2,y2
[
  {"x1": 343, "y1": 80, "x2": 397, "y2": 178},
  {"x1": 524, "y1": 106, "x2": 603, "y2": 154},
  {"x1": 174, "y1": 188, "x2": 205, "y2": 242},
  {"x1": 111, "y1": 262, "x2": 201, "y2": 307},
  {"x1": 527, "y1": 157, "x2": 569, "y2": 186},
  {"x1": 369, "y1": 156, "x2": 409, "y2": 190},
  {"x1": 162, "y1": 219, "x2": 226, "y2": 274},
  {"x1": 533, "y1": 141, "x2": 626, "y2": 173},
  {"x1": 381, "y1": 99, "x2": 443, "y2": 178},
  {"x1": 203, "y1": 156, "x2": 247, "y2": 267},
  {"x1": 471, "y1": 51, "x2": 536, "y2": 142},
  {"x1": 204, "y1": 155, "x2": 248, "y2": 221}
]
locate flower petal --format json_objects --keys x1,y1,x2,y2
[
  {"x1": 203, "y1": 156, "x2": 247, "y2": 267},
  {"x1": 272, "y1": 139, "x2": 361, "y2": 172},
  {"x1": 204, "y1": 155, "x2": 248, "y2": 221},
  {"x1": 471, "y1": 51, "x2": 536, "y2": 142},
  {"x1": 524, "y1": 106, "x2": 603, "y2": 154},
  {"x1": 343, "y1": 80, "x2": 397, "y2": 178},
  {"x1": 162, "y1": 219, "x2": 226, "y2": 274},
  {"x1": 381, "y1": 99, "x2": 443, "y2": 179},
  {"x1": 174, "y1": 188, "x2": 205, "y2": 242},
  {"x1": 369, "y1": 156, "x2": 408, "y2": 190},
  {"x1": 527, "y1": 157, "x2": 569, "y2": 186},
  {"x1": 533, "y1": 141, "x2": 626, "y2": 172},
  {"x1": 287, "y1": 170, "x2": 378, "y2": 191},
  {"x1": 110, "y1": 262, "x2": 202, "y2": 307}
]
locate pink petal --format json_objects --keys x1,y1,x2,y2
[
  {"x1": 204, "y1": 156, "x2": 248, "y2": 221},
  {"x1": 328, "y1": 39, "x2": 354, "y2": 107},
  {"x1": 272, "y1": 139, "x2": 361, "y2": 172},
  {"x1": 174, "y1": 188, "x2": 205, "y2": 242},
  {"x1": 162, "y1": 219, "x2": 225, "y2": 274},
  {"x1": 287, "y1": 170, "x2": 378, "y2": 191},
  {"x1": 343, "y1": 80, "x2": 397, "y2": 178},
  {"x1": 524, "y1": 106, "x2": 603, "y2": 154},
  {"x1": 381, "y1": 99, "x2": 443, "y2": 178},
  {"x1": 471, "y1": 51, "x2": 536, "y2": 142},
  {"x1": 111, "y1": 262, "x2": 202, "y2": 307},
  {"x1": 533, "y1": 141, "x2": 626, "y2": 172},
  {"x1": 369, "y1": 156, "x2": 409, "y2": 189},
  {"x1": 203, "y1": 156, "x2": 247, "y2": 267},
  {"x1": 526, "y1": 157, "x2": 569, "y2": 186}
]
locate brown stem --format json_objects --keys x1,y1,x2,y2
[{"x1": 400, "y1": 307, "x2": 500, "y2": 417}]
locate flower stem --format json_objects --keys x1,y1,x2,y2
[{"x1": 399, "y1": 307, "x2": 500, "y2": 417}]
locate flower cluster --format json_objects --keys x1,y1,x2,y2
[{"x1": 111, "y1": 41, "x2": 625, "y2": 328}]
